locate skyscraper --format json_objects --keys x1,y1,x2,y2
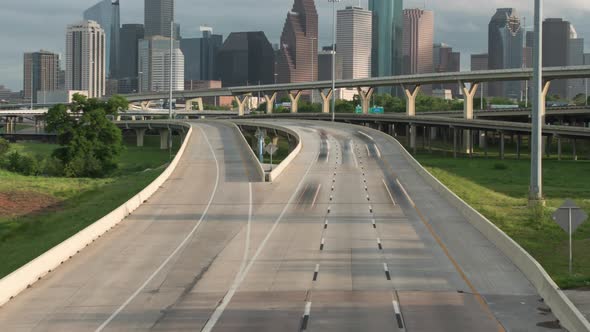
[
  {"x1": 180, "y1": 27, "x2": 223, "y2": 82},
  {"x1": 118, "y1": 24, "x2": 145, "y2": 93},
  {"x1": 138, "y1": 36, "x2": 184, "y2": 92},
  {"x1": 488, "y1": 8, "x2": 523, "y2": 99},
  {"x1": 471, "y1": 53, "x2": 489, "y2": 98},
  {"x1": 276, "y1": 0, "x2": 318, "y2": 88},
  {"x1": 337, "y1": 6, "x2": 372, "y2": 80},
  {"x1": 403, "y1": 8, "x2": 434, "y2": 75},
  {"x1": 543, "y1": 18, "x2": 585, "y2": 99},
  {"x1": 369, "y1": 0, "x2": 403, "y2": 91},
  {"x1": 83, "y1": 0, "x2": 120, "y2": 78},
  {"x1": 145, "y1": 0, "x2": 174, "y2": 39},
  {"x1": 433, "y1": 43, "x2": 460, "y2": 96},
  {"x1": 66, "y1": 21, "x2": 106, "y2": 98},
  {"x1": 217, "y1": 31, "x2": 275, "y2": 87},
  {"x1": 23, "y1": 50, "x2": 60, "y2": 103}
]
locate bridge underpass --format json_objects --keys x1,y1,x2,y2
[{"x1": 0, "y1": 120, "x2": 568, "y2": 331}]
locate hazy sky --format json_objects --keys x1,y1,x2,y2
[{"x1": 1, "y1": 0, "x2": 589, "y2": 90}]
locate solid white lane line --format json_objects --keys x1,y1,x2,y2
[
  {"x1": 202, "y1": 147, "x2": 318, "y2": 331},
  {"x1": 350, "y1": 140, "x2": 359, "y2": 168},
  {"x1": 358, "y1": 131, "x2": 374, "y2": 141},
  {"x1": 374, "y1": 144, "x2": 382, "y2": 159},
  {"x1": 311, "y1": 184, "x2": 322, "y2": 208},
  {"x1": 396, "y1": 179, "x2": 416, "y2": 207},
  {"x1": 96, "y1": 127, "x2": 220, "y2": 332},
  {"x1": 382, "y1": 178, "x2": 397, "y2": 205},
  {"x1": 325, "y1": 140, "x2": 330, "y2": 161}
]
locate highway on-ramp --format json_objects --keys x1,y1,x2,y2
[{"x1": 0, "y1": 120, "x2": 561, "y2": 331}]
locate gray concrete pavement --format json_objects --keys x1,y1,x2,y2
[{"x1": 0, "y1": 120, "x2": 564, "y2": 331}]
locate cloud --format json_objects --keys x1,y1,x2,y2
[{"x1": 0, "y1": 0, "x2": 589, "y2": 90}]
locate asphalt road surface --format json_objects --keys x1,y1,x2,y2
[{"x1": 0, "y1": 120, "x2": 561, "y2": 331}]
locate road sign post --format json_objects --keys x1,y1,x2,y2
[
  {"x1": 552, "y1": 199, "x2": 588, "y2": 275},
  {"x1": 265, "y1": 143, "x2": 278, "y2": 171}
]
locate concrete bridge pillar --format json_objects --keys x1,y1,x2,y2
[
  {"x1": 319, "y1": 89, "x2": 333, "y2": 114},
  {"x1": 140, "y1": 101, "x2": 153, "y2": 111},
  {"x1": 540, "y1": 81, "x2": 552, "y2": 119},
  {"x1": 234, "y1": 95, "x2": 250, "y2": 116},
  {"x1": 403, "y1": 84, "x2": 421, "y2": 117},
  {"x1": 159, "y1": 128, "x2": 170, "y2": 150},
  {"x1": 288, "y1": 90, "x2": 303, "y2": 113},
  {"x1": 263, "y1": 92, "x2": 277, "y2": 114},
  {"x1": 186, "y1": 98, "x2": 204, "y2": 111},
  {"x1": 499, "y1": 131, "x2": 505, "y2": 160},
  {"x1": 135, "y1": 128, "x2": 147, "y2": 147},
  {"x1": 479, "y1": 130, "x2": 487, "y2": 148},
  {"x1": 357, "y1": 87, "x2": 374, "y2": 115},
  {"x1": 459, "y1": 81, "x2": 479, "y2": 155}
]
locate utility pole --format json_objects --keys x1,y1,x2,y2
[
  {"x1": 529, "y1": 0, "x2": 544, "y2": 204},
  {"x1": 329, "y1": 0, "x2": 341, "y2": 122}
]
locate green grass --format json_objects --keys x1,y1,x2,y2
[
  {"x1": 0, "y1": 135, "x2": 180, "y2": 278},
  {"x1": 414, "y1": 153, "x2": 590, "y2": 289}
]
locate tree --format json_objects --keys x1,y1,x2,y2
[
  {"x1": 0, "y1": 138, "x2": 9, "y2": 156},
  {"x1": 46, "y1": 94, "x2": 125, "y2": 178},
  {"x1": 573, "y1": 93, "x2": 586, "y2": 106}
]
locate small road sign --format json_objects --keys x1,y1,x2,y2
[
  {"x1": 552, "y1": 199, "x2": 588, "y2": 274},
  {"x1": 265, "y1": 143, "x2": 278, "y2": 156}
]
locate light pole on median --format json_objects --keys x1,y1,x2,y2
[
  {"x1": 329, "y1": 0, "x2": 341, "y2": 122},
  {"x1": 529, "y1": 0, "x2": 544, "y2": 204},
  {"x1": 169, "y1": 20, "x2": 174, "y2": 121}
]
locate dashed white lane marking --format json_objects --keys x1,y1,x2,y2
[
  {"x1": 396, "y1": 179, "x2": 416, "y2": 207},
  {"x1": 96, "y1": 127, "x2": 221, "y2": 332},
  {"x1": 324, "y1": 219, "x2": 329, "y2": 229},
  {"x1": 320, "y1": 238, "x2": 325, "y2": 251},
  {"x1": 311, "y1": 184, "x2": 322, "y2": 208},
  {"x1": 365, "y1": 144, "x2": 371, "y2": 158},
  {"x1": 383, "y1": 263, "x2": 391, "y2": 280},
  {"x1": 201, "y1": 140, "x2": 319, "y2": 332},
  {"x1": 325, "y1": 140, "x2": 330, "y2": 162},
  {"x1": 372, "y1": 219, "x2": 377, "y2": 229},
  {"x1": 313, "y1": 264, "x2": 320, "y2": 281},
  {"x1": 301, "y1": 301, "x2": 312, "y2": 330},
  {"x1": 358, "y1": 131, "x2": 375, "y2": 141},
  {"x1": 382, "y1": 178, "x2": 397, "y2": 205},
  {"x1": 350, "y1": 140, "x2": 359, "y2": 168},
  {"x1": 393, "y1": 300, "x2": 405, "y2": 329},
  {"x1": 377, "y1": 238, "x2": 383, "y2": 250}
]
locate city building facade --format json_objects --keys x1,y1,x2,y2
[
  {"x1": 66, "y1": 20, "x2": 106, "y2": 98},
  {"x1": 23, "y1": 50, "x2": 60, "y2": 103},
  {"x1": 217, "y1": 31, "x2": 275, "y2": 87},
  {"x1": 144, "y1": 0, "x2": 174, "y2": 39},
  {"x1": 118, "y1": 24, "x2": 145, "y2": 93},
  {"x1": 402, "y1": 9, "x2": 434, "y2": 75},
  {"x1": 276, "y1": 0, "x2": 318, "y2": 90},
  {"x1": 337, "y1": 6, "x2": 372, "y2": 80},
  {"x1": 433, "y1": 43, "x2": 460, "y2": 97},
  {"x1": 180, "y1": 27, "x2": 223, "y2": 82},
  {"x1": 488, "y1": 8, "x2": 523, "y2": 99},
  {"x1": 471, "y1": 53, "x2": 489, "y2": 97},
  {"x1": 83, "y1": 0, "x2": 120, "y2": 78},
  {"x1": 318, "y1": 47, "x2": 342, "y2": 81},
  {"x1": 369, "y1": 0, "x2": 403, "y2": 94},
  {"x1": 138, "y1": 36, "x2": 184, "y2": 93}
]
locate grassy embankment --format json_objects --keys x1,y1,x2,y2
[
  {"x1": 408, "y1": 136, "x2": 590, "y2": 289},
  {"x1": 0, "y1": 135, "x2": 180, "y2": 278}
]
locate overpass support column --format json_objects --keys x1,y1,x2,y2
[
  {"x1": 263, "y1": 92, "x2": 278, "y2": 114},
  {"x1": 140, "y1": 101, "x2": 152, "y2": 111},
  {"x1": 459, "y1": 81, "x2": 479, "y2": 154},
  {"x1": 499, "y1": 131, "x2": 505, "y2": 160},
  {"x1": 357, "y1": 87, "x2": 375, "y2": 115},
  {"x1": 135, "y1": 128, "x2": 147, "y2": 147},
  {"x1": 540, "y1": 81, "x2": 552, "y2": 119},
  {"x1": 159, "y1": 128, "x2": 170, "y2": 150},
  {"x1": 289, "y1": 90, "x2": 303, "y2": 113},
  {"x1": 319, "y1": 89, "x2": 333, "y2": 114},
  {"x1": 403, "y1": 85, "x2": 421, "y2": 150},
  {"x1": 402, "y1": 85, "x2": 421, "y2": 117},
  {"x1": 186, "y1": 98, "x2": 204, "y2": 111},
  {"x1": 557, "y1": 136, "x2": 562, "y2": 161},
  {"x1": 234, "y1": 95, "x2": 250, "y2": 116}
]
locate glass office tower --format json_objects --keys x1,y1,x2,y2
[{"x1": 369, "y1": 0, "x2": 403, "y2": 94}]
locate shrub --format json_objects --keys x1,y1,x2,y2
[
  {"x1": 493, "y1": 162, "x2": 508, "y2": 170},
  {"x1": 0, "y1": 138, "x2": 9, "y2": 156},
  {"x1": 5, "y1": 151, "x2": 39, "y2": 176}
]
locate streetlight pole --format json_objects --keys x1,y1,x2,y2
[
  {"x1": 529, "y1": 0, "x2": 543, "y2": 204},
  {"x1": 169, "y1": 20, "x2": 174, "y2": 120},
  {"x1": 310, "y1": 37, "x2": 317, "y2": 104},
  {"x1": 329, "y1": 0, "x2": 340, "y2": 122}
]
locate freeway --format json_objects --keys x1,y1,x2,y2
[{"x1": 0, "y1": 120, "x2": 562, "y2": 331}]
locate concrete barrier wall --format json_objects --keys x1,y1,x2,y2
[
  {"x1": 231, "y1": 120, "x2": 302, "y2": 182},
  {"x1": 226, "y1": 121, "x2": 265, "y2": 182},
  {"x1": 0, "y1": 123, "x2": 193, "y2": 307},
  {"x1": 366, "y1": 127, "x2": 590, "y2": 332}
]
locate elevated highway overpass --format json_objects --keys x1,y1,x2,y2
[{"x1": 1, "y1": 119, "x2": 582, "y2": 331}]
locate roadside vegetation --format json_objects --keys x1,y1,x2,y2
[
  {"x1": 0, "y1": 94, "x2": 181, "y2": 278},
  {"x1": 411, "y1": 142, "x2": 590, "y2": 289}
]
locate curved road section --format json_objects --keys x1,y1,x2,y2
[{"x1": 0, "y1": 120, "x2": 561, "y2": 331}]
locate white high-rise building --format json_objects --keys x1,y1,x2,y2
[
  {"x1": 66, "y1": 20, "x2": 106, "y2": 98},
  {"x1": 138, "y1": 36, "x2": 184, "y2": 92},
  {"x1": 337, "y1": 6, "x2": 372, "y2": 80}
]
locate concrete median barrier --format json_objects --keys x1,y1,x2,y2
[{"x1": 0, "y1": 122, "x2": 193, "y2": 307}]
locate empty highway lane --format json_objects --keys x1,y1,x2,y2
[{"x1": 0, "y1": 120, "x2": 560, "y2": 331}]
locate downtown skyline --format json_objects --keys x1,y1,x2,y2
[{"x1": 0, "y1": 0, "x2": 589, "y2": 90}]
